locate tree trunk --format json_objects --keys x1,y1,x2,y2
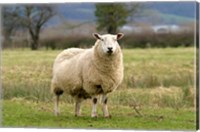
[
  {"x1": 107, "y1": 25, "x2": 117, "y2": 34},
  {"x1": 31, "y1": 38, "x2": 38, "y2": 50},
  {"x1": 29, "y1": 27, "x2": 40, "y2": 50}
]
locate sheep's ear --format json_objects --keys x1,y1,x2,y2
[
  {"x1": 116, "y1": 33, "x2": 124, "y2": 40},
  {"x1": 93, "y1": 33, "x2": 102, "y2": 40}
]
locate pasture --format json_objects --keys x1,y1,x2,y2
[{"x1": 1, "y1": 47, "x2": 196, "y2": 130}]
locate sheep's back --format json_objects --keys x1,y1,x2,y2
[{"x1": 54, "y1": 48, "x2": 85, "y2": 65}]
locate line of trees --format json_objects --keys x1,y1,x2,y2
[
  {"x1": 2, "y1": 3, "x2": 195, "y2": 50},
  {"x1": 2, "y1": 3, "x2": 142, "y2": 50}
]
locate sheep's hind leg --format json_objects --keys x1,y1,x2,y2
[
  {"x1": 91, "y1": 96, "x2": 98, "y2": 118},
  {"x1": 102, "y1": 94, "x2": 111, "y2": 118},
  {"x1": 54, "y1": 88, "x2": 63, "y2": 116}
]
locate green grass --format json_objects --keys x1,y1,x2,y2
[
  {"x1": 2, "y1": 48, "x2": 195, "y2": 101},
  {"x1": 2, "y1": 99, "x2": 196, "y2": 130},
  {"x1": 1, "y1": 47, "x2": 196, "y2": 129},
  {"x1": 123, "y1": 48, "x2": 194, "y2": 88}
]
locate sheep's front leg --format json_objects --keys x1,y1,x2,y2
[
  {"x1": 75, "y1": 98, "x2": 83, "y2": 117},
  {"x1": 54, "y1": 95, "x2": 60, "y2": 116},
  {"x1": 91, "y1": 96, "x2": 98, "y2": 118},
  {"x1": 102, "y1": 94, "x2": 111, "y2": 118}
]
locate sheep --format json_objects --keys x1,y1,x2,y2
[{"x1": 51, "y1": 33, "x2": 124, "y2": 118}]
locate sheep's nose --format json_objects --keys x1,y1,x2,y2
[
  {"x1": 107, "y1": 47, "x2": 113, "y2": 54},
  {"x1": 107, "y1": 47, "x2": 113, "y2": 51}
]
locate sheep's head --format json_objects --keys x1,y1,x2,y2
[{"x1": 93, "y1": 33, "x2": 124, "y2": 55}]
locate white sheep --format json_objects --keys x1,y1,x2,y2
[{"x1": 51, "y1": 33, "x2": 124, "y2": 118}]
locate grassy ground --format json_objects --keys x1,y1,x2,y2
[
  {"x1": 1, "y1": 47, "x2": 196, "y2": 130},
  {"x1": 3, "y1": 99, "x2": 195, "y2": 130}
]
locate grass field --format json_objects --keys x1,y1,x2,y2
[{"x1": 1, "y1": 47, "x2": 196, "y2": 130}]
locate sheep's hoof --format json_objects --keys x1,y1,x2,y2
[
  {"x1": 55, "y1": 112, "x2": 60, "y2": 116},
  {"x1": 75, "y1": 114, "x2": 82, "y2": 117},
  {"x1": 104, "y1": 115, "x2": 112, "y2": 118},
  {"x1": 91, "y1": 115, "x2": 98, "y2": 118}
]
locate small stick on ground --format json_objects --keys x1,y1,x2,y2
[
  {"x1": 129, "y1": 97, "x2": 143, "y2": 117},
  {"x1": 130, "y1": 104, "x2": 143, "y2": 117}
]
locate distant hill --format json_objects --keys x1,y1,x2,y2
[
  {"x1": 146, "y1": 2, "x2": 196, "y2": 18},
  {"x1": 46, "y1": 2, "x2": 197, "y2": 26},
  {"x1": 57, "y1": 3, "x2": 95, "y2": 21}
]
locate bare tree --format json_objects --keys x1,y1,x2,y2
[
  {"x1": 19, "y1": 5, "x2": 55, "y2": 50},
  {"x1": 2, "y1": 6, "x2": 22, "y2": 46}
]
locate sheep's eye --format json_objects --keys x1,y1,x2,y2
[{"x1": 101, "y1": 38, "x2": 104, "y2": 41}]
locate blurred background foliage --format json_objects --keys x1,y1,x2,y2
[{"x1": 1, "y1": 2, "x2": 197, "y2": 50}]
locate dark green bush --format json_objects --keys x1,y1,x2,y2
[
  {"x1": 3, "y1": 31, "x2": 195, "y2": 49},
  {"x1": 122, "y1": 31, "x2": 194, "y2": 48}
]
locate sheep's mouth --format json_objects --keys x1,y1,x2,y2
[{"x1": 107, "y1": 50, "x2": 113, "y2": 55}]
